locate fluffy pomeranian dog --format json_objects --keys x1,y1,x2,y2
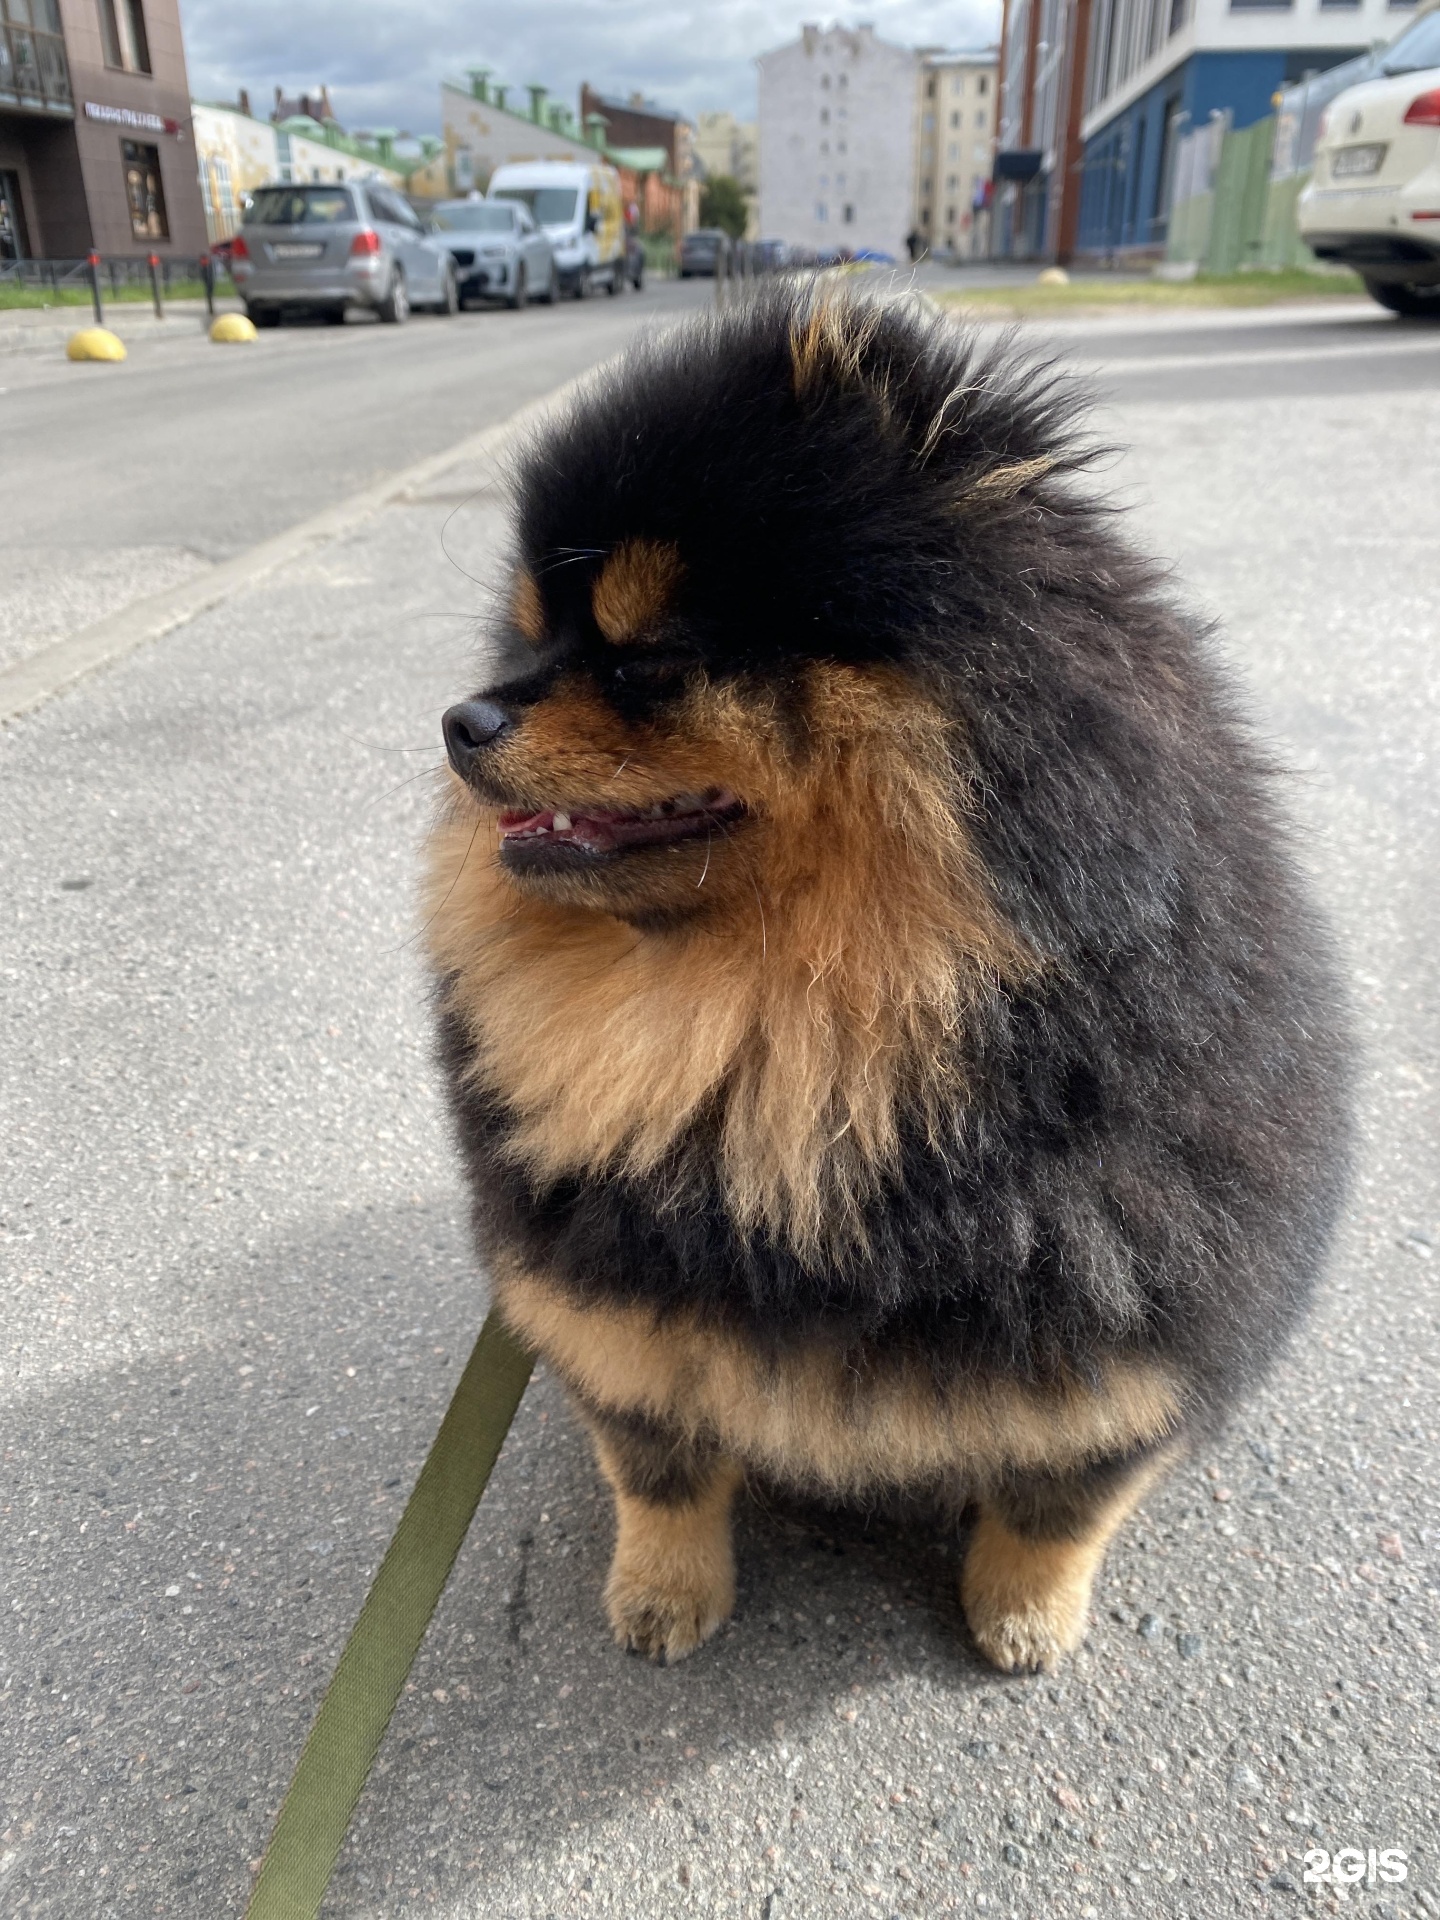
[{"x1": 424, "y1": 286, "x2": 1351, "y2": 1674}]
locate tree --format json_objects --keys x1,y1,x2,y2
[{"x1": 700, "y1": 174, "x2": 748, "y2": 240}]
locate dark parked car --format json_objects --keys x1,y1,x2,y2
[{"x1": 679, "y1": 228, "x2": 732, "y2": 278}]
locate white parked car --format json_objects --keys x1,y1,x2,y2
[
  {"x1": 1299, "y1": 4, "x2": 1440, "y2": 317},
  {"x1": 429, "y1": 199, "x2": 557, "y2": 308}
]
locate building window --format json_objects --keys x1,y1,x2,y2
[
  {"x1": 926, "y1": 76, "x2": 936, "y2": 97},
  {"x1": 99, "y1": 0, "x2": 151, "y2": 74},
  {"x1": 820, "y1": 106, "x2": 830, "y2": 123},
  {"x1": 950, "y1": 110, "x2": 960, "y2": 126},
  {"x1": 121, "y1": 138, "x2": 168, "y2": 238},
  {"x1": 978, "y1": 75, "x2": 989, "y2": 94},
  {"x1": 816, "y1": 201, "x2": 827, "y2": 221},
  {"x1": 1, "y1": 166, "x2": 32, "y2": 259},
  {"x1": 842, "y1": 202, "x2": 854, "y2": 223}
]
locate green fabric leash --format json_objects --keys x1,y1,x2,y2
[{"x1": 245, "y1": 1308, "x2": 535, "y2": 1919}]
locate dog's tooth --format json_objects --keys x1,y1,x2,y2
[{"x1": 552, "y1": 812, "x2": 572, "y2": 833}]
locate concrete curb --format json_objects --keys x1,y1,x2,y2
[
  {"x1": 0, "y1": 375, "x2": 582, "y2": 727},
  {"x1": 0, "y1": 302, "x2": 239, "y2": 358}
]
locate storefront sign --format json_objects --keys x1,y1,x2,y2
[{"x1": 84, "y1": 101, "x2": 181, "y2": 136}]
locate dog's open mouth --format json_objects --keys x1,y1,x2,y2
[{"x1": 497, "y1": 787, "x2": 746, "y2": 858}]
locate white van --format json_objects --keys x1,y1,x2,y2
[{"x1": 487, "y1": 159, "x2": 625, "y2": 298}]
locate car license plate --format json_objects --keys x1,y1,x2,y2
[
  {"x1": 272, "y1": 242, "x2": 324, "y2": 259},
  {"x1": 1332, "y1": 144, "x2": 1386, "y2": 179}
]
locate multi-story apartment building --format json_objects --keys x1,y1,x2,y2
[
  {"x1": 914, "y1": 49, "x2": 999, "y2": 256},
  {"x1": 1, "y1": 0, "x2": 206, "y2": 259},
  {"x1": 757, "y1": 23, "x2": 919, "y2": 258},
  {"x1": 1073, "y1": 0, "x2": 1390, "y2": 253},
  {"x1": 695, "y1": 109, "x2": 758, "y2": 190},
  {"x1": 695, "y1": 110, "x2": 759, "y2": 237},
  {"x1": 438, "y1": 71, "x2": 600, "y2": 197},
  {"x1": 993, "y1": 0, "x2": 1091, "y2": 258},
  {"x1": 993, "y1": 0, "x2": 1391, "y2": 259}
]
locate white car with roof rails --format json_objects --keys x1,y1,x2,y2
[{"x1": 1299, "y1": 2, "x2": 1440, "y2": 317}]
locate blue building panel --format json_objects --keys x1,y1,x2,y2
[{"x1": 1077, "y1": 46, "x2": 1363, "y2": 253}]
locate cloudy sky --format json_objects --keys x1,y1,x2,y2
[{"x1": 179, "y1": 1, "x2": 1002, "y2": 137}]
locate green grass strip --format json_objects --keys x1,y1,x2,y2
[{"x1": 245, "y1": 1307, "x2": 534, "y2": 1919}]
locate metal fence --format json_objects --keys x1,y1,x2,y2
[
  {"x1": 0, "y1": 254, "x2": 224, "y2": 294},
  {"x1": 1163, "y1": 39, "x2": 1393, "y2": 276}
]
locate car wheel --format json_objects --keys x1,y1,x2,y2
[
  {"x1": 508, "y1": 264, "x2": 528, "y2": 311},
  {"x1": 246, "y1": 303, "x2": 281, "y2": 329},
  {"x1": 607, "y1": 262, "x2": 623, "y2": 295},
  {"x1": 323, "y1": 306, "x2": 347, "y2": 326},
  {"x1": 573, "y1": 269, "x2": 590, "y2": 300},
  {"x1": 438, "y1": 264, "x2": 459, "y2": 316},
  {"x1": 1364, "y1": 277, "x2": 1440, "y2": 319},
  {"x1": 377, "y1": 272, "x2": 409, "y2": 324}
]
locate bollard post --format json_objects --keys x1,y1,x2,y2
[
  {"x1": 200, "y1": 252, "x2": 215, "y2": 318},
  {"x1": 87, "y1": 251, "x2": 104, "y2": 326},
  {"x1": 148, "y1": 251, "x2": 163, "y2": 319}
]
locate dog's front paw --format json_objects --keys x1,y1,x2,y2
[
  {"x1": 961, "y1": 1588, "x2": 1089, "y2": 1674},
  {"x1": 960, "y1": 1518, "x2": 1097, "y2": 1675},
  {"x1": 605, "y1": 1553, "x2": 734, "y2": 1664}
]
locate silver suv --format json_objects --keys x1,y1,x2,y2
[{"x1": 231, "y1": 180, "x2": 459, "y2": 327}]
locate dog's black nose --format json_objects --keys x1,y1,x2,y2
[{"x1": 442, "y1": 699, "x2": 512, "y2": 777}]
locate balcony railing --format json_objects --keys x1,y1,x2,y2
[{"x1": 0, "y1": 17, "x2": 74, "y2": 116}]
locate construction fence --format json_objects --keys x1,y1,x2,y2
[{"x1": 1164, "y1": 48, "x2": 1380, "y2": 274}]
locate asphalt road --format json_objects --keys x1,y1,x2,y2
[
  {"x1": 0, "y1": 279, "x2": 708, "y2": 677},
  {"x1": 2, "y1": 285, "x2": 1438, "y2": 1920}
]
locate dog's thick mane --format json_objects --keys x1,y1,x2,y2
[{"x1": 425, "y1": 662, "x2": 1029, "y2": 1259}]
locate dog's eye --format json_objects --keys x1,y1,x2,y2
[{"x1": 612, "y1": 654, "x2": 692, "y2": 692}]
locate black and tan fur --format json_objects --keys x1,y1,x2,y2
[{"x1": 424, "y1": 285, "x2": 1352, "y2": 1673}]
